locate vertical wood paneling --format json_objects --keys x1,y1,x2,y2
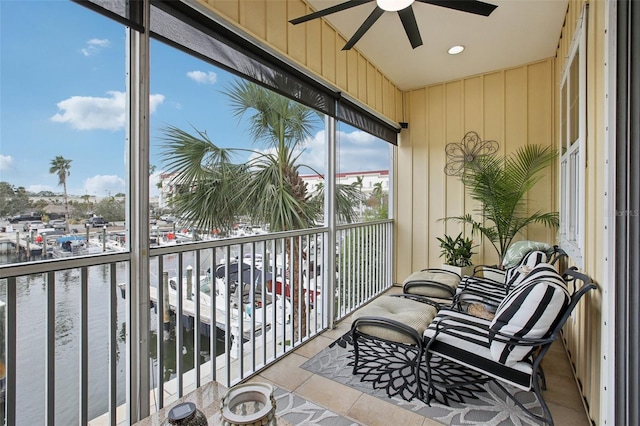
[
  {"x1": 396, "y1": 94, "x2": 415, "y2": 281},
  {"x1": 482, "y1": 71, "x2": 505, "y2": 264},
  {"x1": 427, "y1": 85, "x2": 447, "y2": 267},
  {"x1": 265, "y1": 1, "x2": 287, "y2": 52},
  {"x1": 286, "y1": 1, "x2": 307, "y2": 65},
  {"x1": 358, "y1": 55, "x2": 367, "y2": 102},
  {"x1": 375, "y1": 70, "x2": 383, "y2": 113},
  {"x1": 209, "y1": 0, "x2": 239, "y2": 22},
  {"x1": 335, "y1": 35, "x2": 348, "y2": 89},
  {"x1": 444, "y1": 81, "x2": 465, "y2": 240},
  {"x1": 347, "y1": 49, "x2": 359, "y2": 96},
  {"x1": 399, "y1": 60, "x2": 557, "y2": 271},
  {"x1": 463, "y1": 76, "x2": 484, "y2": 264},
  {"x1": 240, "y1": 0, "x2": 266, "y2": 40},
  {"x1": 396, "y1": 87, "x2": 403, "y2": 122},
  {"x1": 463, "y1": 77, "x2": 483, "y2": 132},
  {"x1": 527, "y1": 61, "x2": 555, "y2": 245},
  {"x1": 410, "y1": 89, "x2": 428, "y2": 269},
  {"x1": 504, "y1": 67, "x2": 528, "y2": 157},
  {"x1": 306, "y1": 19, "x2": 322, "y2": 74},
  {"x1": 321, "y1": 22, "x2": 336, "y2": 84},
  {"x1": 367, "y1": 63, "x2": 376, "y2": 106}
]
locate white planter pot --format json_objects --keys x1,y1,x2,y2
[{"x1": 440, "y1": 264, "x2": 473, "y2": 278}]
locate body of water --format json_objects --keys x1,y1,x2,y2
[{"x1": 1, "y1": 252, "x2": 223, "y2": 425}]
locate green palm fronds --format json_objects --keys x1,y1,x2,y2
[{"x1": 445, "y1": 144, "x2": 559, "y2": 264}]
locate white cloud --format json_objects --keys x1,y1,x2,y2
[
  {"x1": 0, "y1": 154, "x2": 14, "y2": 171},
  {"x1": 297, "y1": 129, "x2": 387, "y2": 174},
  {"x1": 187, "y1": 70, "x2": 218, "y2": 84},
  {"x1": 245, "y1": 128, "x2": 385, "y2": 176},
  {"x1": 150, "y1": 171, "x2": 162, "y2": 198},
  {"x1": 81, "y1": 38, "x2": 110, "y2": 56},
  {"x1": 83, "y1": 175, "x2": 126, "y2": 196},
  {"x1": 51, "y1": 91, "x2": 165, "y2": 131}
]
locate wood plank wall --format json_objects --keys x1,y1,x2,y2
[
  {"x1": 202, "y1": 0, "x2": 403, "y2": 123},
  {"x1": 395, "y1": 59, "x2": 557, "y2": 281},
  {"x1": 555, "y1": 1, "x2": 606, "y2": 423}
]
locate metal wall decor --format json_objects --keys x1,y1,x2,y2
[{"x1": 444, "y1": 131, "x2": 499, "y2": 176}]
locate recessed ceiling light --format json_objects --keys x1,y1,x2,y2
[{"x1": 448, "y1": 45, "x2": 465, "y2": 55}]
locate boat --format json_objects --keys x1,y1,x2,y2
[
  {"x1": 118, "y1": 260, "x2": 292, "y2": 345},
  {"x1": 49, "y1": 235, "x2": 103, "y2": 258}
]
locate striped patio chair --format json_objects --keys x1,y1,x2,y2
[
  {"x1": 453, "y1": 250, "x2": 550, "y2": 312},
  {"x1": 422, "y1": 266, "x2": 595, "y2": 425}
]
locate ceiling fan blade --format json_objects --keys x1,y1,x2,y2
[
  {"x1": 417, "y1": 0, "x2": 498, "y2": 17},
  {"x1": 290, "y1": 0, "x2": 373, "y2": 25},
  {"x1": 398, "y1": 7, "x2": 423, "y2": 49},
  {"x1": 342, "y1": 6, "x2": 385, "y2": 50}
]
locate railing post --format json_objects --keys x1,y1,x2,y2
[
  {"x1": 126, "y1": 0, "x2": 151, "y2": 421},
  {"x1": 325, "y1": 114, "x2": 337, "y2": 328}
]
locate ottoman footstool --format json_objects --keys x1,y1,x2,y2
[{"x1": 351, "y1": 294, "x2": 440, "y2": 400}]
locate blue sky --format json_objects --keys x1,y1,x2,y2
[{"x1": 0, "y1": 1, "x2": 390, "y2": 199}]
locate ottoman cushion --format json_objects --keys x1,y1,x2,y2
[
  {"x1": 403, "y1": 269, "x2": 461, "y2": 298},
  {"x1": 352, "y1": 296, "x2": 438, "y2": 345}
]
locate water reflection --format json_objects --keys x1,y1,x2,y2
[{"x1": 0, "y1": 253, "x2": 225, "y2": 424}]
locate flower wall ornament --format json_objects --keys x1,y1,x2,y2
[{"x1": 444, "y1": 131, "x2": 499, "y2": 176}]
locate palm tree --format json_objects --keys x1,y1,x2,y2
[
  {"x1": 354, "y1": 175, "x2": 364, "y2": 219},
  {"x1": 445, "y1": 144, "x2": 559, "y2": 265},
  {"x1": 161, "y1": 80, "x2": 360, "y2": 339},
  {"x1": 49, "y1": 156, "x2": 72, "y2": 230}
]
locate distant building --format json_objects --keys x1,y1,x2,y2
[
  {"x1": 157, "y1": 170, "x2": 390, "y2": 210},
  {"x1": 301, "y1": 170, "x2": 389, "y2": 195}
]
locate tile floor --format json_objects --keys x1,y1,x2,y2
[{"x1": 250, "y1": 286, "x2": 592, "y2": 426}]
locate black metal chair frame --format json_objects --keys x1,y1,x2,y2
[
  {"x1": 351, "y1": 294, "x2": 441, "y2": 400},
  {"x1": 423, "y1": 268, "x2": 595, "y2": 426}
]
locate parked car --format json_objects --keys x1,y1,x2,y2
[
  {"x1": 23, "y1": 221, "x2": 46, "y2": 232},
  {"x1": 9, "y1": 213, "x2": 42, "y2": 223},
  {"x1": 49, "y1": 220, "x2": 67, "y2": 230},
  {"x1": 86, "y1": 216, "x2": 109, "y2": 228}
]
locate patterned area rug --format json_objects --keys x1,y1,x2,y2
[
  {"x1": 274, "y1": 386, "x2": 358, "y2": 425},
  {"x1": 300, "y1": 332, "x2": 546, "y2": 426}
]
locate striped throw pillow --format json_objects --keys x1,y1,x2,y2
[{"x1": 489, "y1": 264, "x2": 569, "y2": 366}]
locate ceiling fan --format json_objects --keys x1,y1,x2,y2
[{"x1": 290, "y1": 0, "x2": 498, "y2": 50}]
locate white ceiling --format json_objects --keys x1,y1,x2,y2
[{"x1": 303, "y1": 0, "x2": 569, "y2": 90}]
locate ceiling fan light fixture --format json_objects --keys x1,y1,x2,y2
[
  {"x1": 448, "y1": 45, "x2": 465, "y2": 55},
  {"x1": 376, "y1": 0, "x2": 414, "y2": 12}
]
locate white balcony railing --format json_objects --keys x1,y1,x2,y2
[{"x1": 0, "y1": 220, "x2": 393, "y2": 425}]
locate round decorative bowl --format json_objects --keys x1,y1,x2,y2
[
  {"x1": 220, "y1": 382, "x2": 276, "y2": 425},
  {"x1": 162, "y1": 402, "x2": 208, "y2": 426}
]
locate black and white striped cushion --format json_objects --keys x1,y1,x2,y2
[
  {"x1": 455, "y1": 251, "x2": 549, "y2": 309},
  {"x1": 489, "y1": 263, "x2": 569, "y2": 366},
  {"x1": 422, "y1": 309, "x2": 536, "y2": 390}
]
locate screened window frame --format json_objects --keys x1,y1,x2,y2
[{"x1": 559, "y1": 5, "x2": 587, "y2": 268}]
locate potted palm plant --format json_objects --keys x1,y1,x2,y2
[
  {"x1": 437, "y1": 232, "x2": 475, "y2": 277},
  {"x1": 445, "y1": 144, "x2": 559, "y2": 265}
]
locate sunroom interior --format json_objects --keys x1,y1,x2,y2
[{"x1": 1, "y1": 0, "x2": 638, "y2": 425}]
